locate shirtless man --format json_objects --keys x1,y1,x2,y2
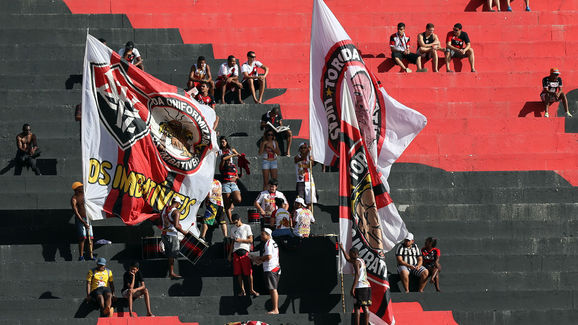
[
  {"x1": 15, "y1": 123, "x2": 41, "y2": 175},
  {"x1": 71, "y1": 182, "x2": 94, "y2": 261}
]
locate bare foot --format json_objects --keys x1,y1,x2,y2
[
  {"x1": 170, "y1": 274, "x2": 182, "y2": 280},
  {"x1": 238, "y1": 290, "x2": 246, "y2": 296},
  {"x1": 250, "y1": 290, "x2": 260, "y2": 297},
  {"x1": 147, "y1": 313, "x2": 155, "y2": 317},
  {"x1": 268, "y1": 310, "x2": 279, "y2": 314}
]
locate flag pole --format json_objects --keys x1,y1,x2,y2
[{"x1": 338, "y1": 235, "x2": 346, "y2": 314}]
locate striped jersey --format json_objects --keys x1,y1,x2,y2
[{"x1": 395, "y1": 243, "x2": 421, "y2": 266}]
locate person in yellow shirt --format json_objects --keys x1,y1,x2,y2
[{"x1": 86, "y1": 258, "x2": 115, "y2": 317}]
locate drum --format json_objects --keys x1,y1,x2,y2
[
  {"x1": 142, "y1": 237, "x2": 165, "y2": 259},
  {"x1": 248, "y1": 208, "x2": 260, "y2": 224},
  {"x1": 179, "y1": 233, "x2": 209, "y2": 264}
]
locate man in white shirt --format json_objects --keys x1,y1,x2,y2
[
  {"x1": 256, "y1": 228, "x2": 280, "y2": 314},
  {"x1": 254, "y1": 178, "x2": 289, "y2": 225},
  {"x1": 389, "y1": 22, "x2": 424, "y2": 73},
  {"x1": 217, "y1": 55, "x2": 243, "y2": 104},
  {"x1": 241, "y1": 51, "x2": 269, "y2": 104},
  {"x1": 118, "y1": 41, "x2": 144, "y2": 70},
  {"x1": 293, "y1": 197, "x2": 315, "y2": 238},
  {"x1": 228, "y1": 213, "x2": 258, "y2": 296}
]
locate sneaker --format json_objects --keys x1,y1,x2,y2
[
  {"x1": 566, "y1": 112, "x2": 573, "y2": 117},
  {"x1": 507, "y1": 6, "x2": 512, "y2": 11},
  {"x1": 544, "y1": 112, "x2": 549, "y2": 117},
  {"x1": 404, "y1": 68, "x2": 412, "y2": 73},
  {"x1": 87, "y1": 256, "x2": 96, "y2": 261},
  {"x1": 416, "y1": 68, "x2": 428, "y2": 72},
  {"x1": 525, "y1": 6, "x2": 531, "y2": 11},
  {"x1": 78, "y1": 256, "x2": 85, "y2": 261}
]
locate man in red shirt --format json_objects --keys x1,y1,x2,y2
[{"x1": 444, "y1": 23, "x2": 476, "y2": 73}]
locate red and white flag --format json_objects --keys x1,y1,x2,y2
[
  {"x1": 81, "y1": 35, "x2": 218, "y2": 236},
  {"x1": 309, "y1": 0, "x2": 427, "y2": 322}
]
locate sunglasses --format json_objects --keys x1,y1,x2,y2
[
  {"x1": 249, "y1": 55, "x2": 256, "y2": 58},
  {"x1": 267, "y1": 133, "x2": 274, "y2": 136}
]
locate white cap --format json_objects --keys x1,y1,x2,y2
[
  {"x1": 299, "y1": 142, "x2": 308, "y2": 148},
  {"x1": 405, "y1": 232, "x2": 414, "y2": 241},
  {"x1": 263, "y1": 228, "x2": 272, "y2": 236},
  {"x1": 172, "y1": 196, "x2": 183, "y2": 203},
  {"x1": 295, "y1": 197, "x2": 306, "y2": 206}
]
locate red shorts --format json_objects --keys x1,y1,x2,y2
[
  {"x1": 216, "y1": 79, "x2": 238, "y2": 91},
  {"x1": 233, "y1": 250, "x2": 252, "y2": 276}
]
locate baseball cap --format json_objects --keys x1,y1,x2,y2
[
  {"x1": 72, "y1": 182, "x2": 83, "y2": 190},
  {"x1": 299, "y1": 142, "x2": 308, "y2": 148},
  {"x1": 295, "y1": 197, "x2": 306, "y2": 206},
  {"x1": 405, "y1": 233, "x2": 414, "y2": 241},
  {"x1": 263, "y1": 228, "x2": 272, "y2": 236},
  {"x1": 96, "y1": 257, "x2": 107, "y2": 266},
  {"x1": 550, "y1": 68, "x2": 560, "y2": 75},
  {"x1": 172, "y1": 196, "x2": 182, "y2": 203},
  {"x1": 125, "y1": 41, "x2": 135, "y2": 50}
]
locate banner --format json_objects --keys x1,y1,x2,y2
[
  {"x1": 309, "y1": 0, "x2": 427, "y2": 322},
  {"x1": 81, "y1": 35, "x2": 218, "y2": 236}
]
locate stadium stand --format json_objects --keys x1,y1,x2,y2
[{"x1": 0, "y1": 0, "x2": 576, "y2": 324}]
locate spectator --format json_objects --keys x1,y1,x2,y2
[
  {"x1": 254, "y1": 178, "x2": 289, "y2": 225},
  {"x1": 216, "y1": 55, "x2": 243, "y2": 104},
  {"x1": 417, "y1": 23, "x2": 445, "y2": 73},
  {"x1": 506, "y1": 0, "x2": 530, "y2": 11},
  {"x1": 219, "y1": 136, "x2": 242, "y2": 223},
  {"x1": 294, "y1": 143, "x2": 314, "y2": 209},
  {"x1": 255, "y1": 228, "x2": 281, "y2": 314},
  {"x1": 118, "y1": 41, "x2": 144, "y2": 70},
  {"x1": 486, "y1": 0, "x2": 501, "y2": 11},
  {"x1": 421, "y1": 237, "x2": 442, "y2": 292},
  {"x1": 195, "y1": 83, "x2": 219, "y2": 129},
  {"x1": 390, "y1": 22, "x2": 425, "y2": 73},
  {"x1": 293, "y1": 197, "x2": 315, "y2": 238},
  {"x1": 15, "y1": 123, "x2": 41, "y2": 175},
  {"x1": 187, "y1": 56, "x2": 215, "y2": 96},
  {"x1": 161, "y1": 196, "x2": 189, "y2": 279},
  {"x1": 71, "y1": 182, "x2": 94, "y2": 261},
  {"x1": 445, "y1": 23, "x2": 476, "y2": 72},
  {"x1": 541, "y1": 68, "x2": 572, "y2": 117},
  {"x1": 395, "y1": 233, "x2": 429, "y2": 293},
  {"x1": 229, "y1": 213, "x2": 259, "y2": 297},
  {"x1": 260, "y1": 107, "x2": 292, "y2": 156},
  {"x1": 122, "y1": 261, "x2": 154, "y2": 317},
  {"x1": 271, "y1": 197, "x2": 292, "y2": 237},
  {"x1": 258, "y1": 130, "x2": 281, "y2": 189},
  {"x1": 338, "y1": 244, "x2": 371, "y2": 325},
  {"x1": 200, "y1": 179, "x2": 228, "y2": 241},
  {"x1": 85, "y1": 257, "x2": 115, "y2": 317},
  {"x1": 98, "y1": 38, "x2": 107, "y2": 45},
  {"x1": 242, "y1": 51, "x2": 270, "y2": 104}
]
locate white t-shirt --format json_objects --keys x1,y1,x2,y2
[
  {"x1": 118, "y1": 48, "x2": 141, "y2": 64},
  {"x1": 263, "y1": 238, "x2": 280, "y2": 272},
  {"x1": 208, "y1": 179, "x2": 224, "y2": 207},
  {"x1": 218, "y1": 63, "x2": 239, "y2": 78},
  {"x1": 272, "y1": 208, "x2": 291, "y2": 229},
  {"x1": 255, "y1": 190, "x2": 288, "y2": 216},
  {"x1": 231, "y1": 223, "x2": 252, "y2": 252},
  {"x1": 293, "y1": 208, "x2": 315, "y2": 237},
  {"x1": 295, "y1": 153, "x2": 311, "y2": 183},
  {"x1": 241, "y1": 60, "x2": 263, "y2": 81}
]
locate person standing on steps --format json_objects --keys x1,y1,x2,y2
[
  {"x1": 255, "y1": 228, "x2": 281, "y2": 314},
  {"x1": 122, "y1": 261, "x2": 154, "y2": 317},
  {"x1": 260, "y1": 107, "x2": 292, "y2": 156},
  {"x1": 506, "y1": 0, "x2": 530, "y2": 11},
  {"x1": 339, "y1": 243, "x2": 371, "y2": 325},
  {"x1": 445, "y1": 23, "x2": 476, "y2": 72},
  {"x1": 395, "y1": 233, "x2": 429, "y2": 293},
  {"x1": 486, "y1": 0, "x2": 501, "y2": 11},
  {"x1": 219, "y1": 136, "x2": 242, "y2": 224},
  {"x1": 390, "y1": 22, "x2": 426, "y2": 73},
  {"x1": 85, "y1": 258, "x2": 115, "y2": 317},
  {"x1": 541, "y1": 68, "x2": 572, "y2": 117},
  {"x1": 161, "y1": 196, "x2": 189, "y2": 279},
  {"x1": 200, "y1": 178, "x2": 228, "y2": 241},
  {"x1": 71, "y1": 182, "x2": 94, "y2": 261},
  {"x1": 228, "y1": 213, "x2": 259, "y2": 297},
  {"x1": 242, "y1": 51, "x2": 270, "y2": 104}
]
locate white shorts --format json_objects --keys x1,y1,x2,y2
[{"x1": 398, "y1": 265, "x2": 427, "y2": 277}]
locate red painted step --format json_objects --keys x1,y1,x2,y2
[
  {"x1": 391, "y1": 302, "x2": 458, "y2": 325},
  {"x1": 97, "y1": 315, "x2": 198, "y2": 325}
]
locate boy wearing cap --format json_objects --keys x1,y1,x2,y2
[
  {"x1": 161, "y1": 196, "x2": 189, "y2": 279},
  {"x1": 541, "y1": 68, "x2": 572, "y2": 117},
  {"x1": 395, "y1": 233, "x2": 429, "y2": 293},
  {"x1": 293, "y1": 197, "x2": 315, "y2": 238},
  {"x1": 71, "y1": 182, "x2": 94, "y2": 261},
  {"x1": 229, "y1": 213, "x2": 259, "y2": 296},
  {"x1": 255, "y1": 228, "x2": 281, "y2": 314},
  {"x1": 86, "y1": 257, "x2": 115, "y2": 317},
  {"x1": 118, "y1": 41, "x2": 144, "y2": 70}
]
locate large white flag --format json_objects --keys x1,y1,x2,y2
[
  {"x1": 309, "y1": 0, "x2": 427, "y2": 322},
  {"x1": 81, "y1": 35, "x2": 218, "y2": 236}
]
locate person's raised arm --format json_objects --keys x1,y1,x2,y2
[{"x1": 339, "y1": 243, "x2": 351, "y2": 262}]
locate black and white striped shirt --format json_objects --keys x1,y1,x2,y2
[{"x1": 395, "y1": 243, "x2": 421, "y2": 266}]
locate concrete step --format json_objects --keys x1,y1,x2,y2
[
  {"x1": 452, "y1": 309, "x2": 578, "y2": 325},
  {"x1": 0, "y1": 13, "x2": 131, "y2": 29},
  {"x1": 0, "y1": 0, "x2": 71, "y2": 14}
]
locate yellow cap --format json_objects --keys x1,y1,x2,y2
[{"x1": 72, "y1": 182, "x2": 83, "y2": 190}]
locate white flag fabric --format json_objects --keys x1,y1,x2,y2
[
  {"x1": 309, "y1": 0, "x2": 427, "y2": 322},
  {"x1": 81, "y1": 34, "x2": 218, "y2": 236}
]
